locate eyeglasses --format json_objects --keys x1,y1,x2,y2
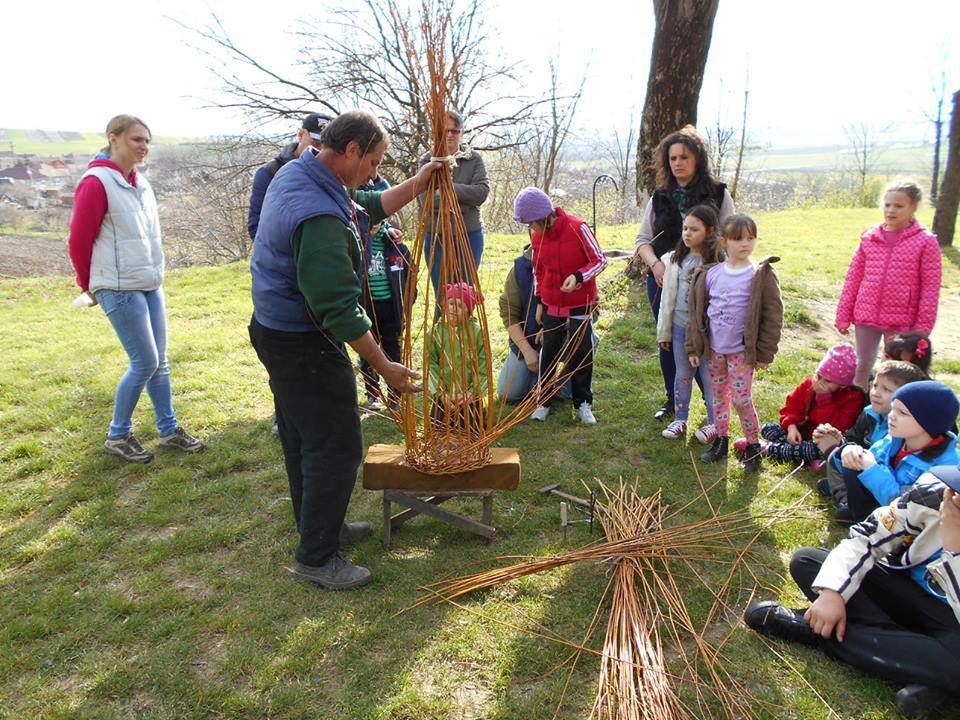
[{"x1": 445, "y1": 128, "x2": 462, "y2": 136}]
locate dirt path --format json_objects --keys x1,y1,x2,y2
[{"x1": 0, "y1": 234, "x2": 73, "y2": 278}]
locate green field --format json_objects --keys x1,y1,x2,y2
[
  {"x1": 0, "y1": 129, "x2": 194, "y2": 157},
  {"x1": 1, "y1": 207, "x2": 958, "y2": 719}
]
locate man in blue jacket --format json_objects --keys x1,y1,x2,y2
[{"x1": 249, "y1": 111, "x2": 439, "y2": 590}]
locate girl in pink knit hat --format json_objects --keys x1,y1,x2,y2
[{"x1": 749, "y1": 344, "x2": 866, "y2": 468}]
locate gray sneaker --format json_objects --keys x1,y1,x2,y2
[
  {"x1": 290, "y1": 554, "x2": 372, "y2": 590},
  {"x1": 158, "y1": 427, "x2": 205, "y2": 453},
  {"x1": 104, "y1": 434, "x2": 154, "y2": 464}
]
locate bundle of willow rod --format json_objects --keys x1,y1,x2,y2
[
  {"x1": 382, "y1": 2, "x2": 585, "y2": 474},
  {"x1": 405, "y1": 480, "x2": 807, "y2": 718}
]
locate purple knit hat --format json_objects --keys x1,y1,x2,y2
[
  {"x1": 513, "y1": 187, "x2": 554, "y2": 223},
  {"x1": 817, "y1": 344, "x2": 856, "y2": 386}
]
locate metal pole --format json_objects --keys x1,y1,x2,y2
[{"x1": 592, "y1": 174, "x2": 619, "y2": 235}]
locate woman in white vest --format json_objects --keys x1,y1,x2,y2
[{"x1": 68, "y1": 115, "x2": 204, "y2": 463}]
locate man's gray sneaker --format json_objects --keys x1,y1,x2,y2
[
  {"x1": 158, "y1": 427, "x2": 205, "y2": 453},
  {"x1": 104, "y1": 434, "x2": 154, "y2": 464},
  {"x1": 339, "y1": 521, "x2": 373, "y2": 546},
  {"x1": 290, "y1": 555, "x2": 372, "y2": 590}
]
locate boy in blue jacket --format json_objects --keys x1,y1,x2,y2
[
  {"x1": 814, "y1": 360, "x2": 927, "y2": 517},
  {"x1": 840, "y1": 380, "x2": 959, "y2": 522}
]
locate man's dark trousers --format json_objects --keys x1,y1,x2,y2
[{"x1": 249, "y1": 317, "x2": 362, "y2": 566}]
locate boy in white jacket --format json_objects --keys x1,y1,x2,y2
[{"x1": 745, "y1": 464, "x2": 960, "y2": 718}]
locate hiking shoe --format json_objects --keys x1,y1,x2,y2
[
  {"x1": 290, "y1": 554, "x2": 372, "y2": 590},
  {"x1": 653, "y1": 401, "x2": 674, "y2": 422},
  {"x1": 816, "y1": 477, "x2": 831, "y2": 497},
  {"x1": 662, "y1": 420, "x2": 687, "y2": 439},
  {"x1": 895, "y1": 684, "x2": 951, "y2": 719},
  {"x1": 104, "y1": 434, "x2": 154, "y2": 464},
  {"x1": 743, "y1": 601, "x2": 818, "y2": 647},
  {"x1": 694, "y1": 423, "x2": 717, "y2": 445},
  {"x1": 577, "y1": 402, "x2": 597, "y2": 425},
  {"x1": 741, "y1": 443, "x2": 763, "y2": 473},
  {"x1": 339, "y1": 521, "x2": 373, "y2": 546},
  {"x1": 700, "y1": 436, "x2": 729, "y2": 463},
  {"x1": 835, "y1": 502, "x2": 854, "y2": 524},
  {"x1": 531, "y1": 405, "x2": 550, "y2": 422},
  {"x1": 158, "y1": 426, "x2": 205, "y2": 453}
]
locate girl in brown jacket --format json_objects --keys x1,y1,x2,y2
[{"x1": 686, "y1": 214, "x2": 784, "y2": 471}]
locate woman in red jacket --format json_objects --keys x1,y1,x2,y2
[
  {"x1": 835, "y1": 181, "x2": 942, "y2": 389},
  {"x1": 512, "y1": 187, "x2": 607, "y2": 424},
  {"x1": 753, "y1": 344, "x2": 865, "y2": 468}
]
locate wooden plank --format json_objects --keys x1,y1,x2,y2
[
  {"x1": 389, "y1": 495, "x2": 451, "y2": 529},
  {"x1": 362, "y1": 444, "x2": 520, "y2": 491},
  {"x1": 385, "y1": 491, "x2": 497, "y2": 539}
]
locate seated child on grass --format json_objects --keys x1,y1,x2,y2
[
  {"x1": 744, "y1": 465, "x2": 960, "y2": 719},
  {"x1": 839, "y1": 380, "x2": 958, "y2": 523},
  {"x1": 884, "y1": 332, "x2": 932, "y2": 377},
  {"x1": 428, "y1": 282, "x2": 488, "y2": 430},
  {"x1": 756, "y1": 344, "x2": 865, "y2": 467},
  {"x1": 814, "y1": 360, "x2": 927, "y2": 513}
]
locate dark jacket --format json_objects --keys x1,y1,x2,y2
[
  {"x1": 248, "y1": 141, "x2": 297, "y2": 240},
  {"x1": 685, "y1": 257, "x2": 784, "y2": 366},
  {"x1": 650, "y1": 182, "x2": 727, "y2": 258},
  {"x1": 360, "y1": 226, "x2": 414, "y2": 329},
  {"x1": 499, "y1": 245, "x2": 540, "y2": 358}
]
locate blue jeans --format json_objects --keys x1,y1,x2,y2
[
  {"x1": 95, "y1": 288, "x2": 177, "y2": 439},
  {"x1": 496, "y1": 350, "x2": 571, "y2": 403},
  {"x1": 647, "y1": 273, "x2": 674, "y2": 403},
  {"x1": 671, "y1": 324, "x2": 713, "y2": 424},
  {"x1": 424, "y1": 229, "x2": 484, "y2": 297}
]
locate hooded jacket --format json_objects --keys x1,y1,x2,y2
[
  {"x1": 685, "y1": 257, "x2": 783, "y2": 366},
  {"x1": 835, "y1": 220, "x2": 942, "y2": 334}
]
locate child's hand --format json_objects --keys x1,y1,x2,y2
[
  {"x1": 941, "y1": 488, "x2": 960, "y2": 553},
  {"x1": 835, "y1": 323, "x2": 849, "y2": 335},
  {"x1": 804, "y1": 589, "x2": 847, "y2": 642},
  {"x1": 660, "y1": 341, "x2": 671, "y2": 351},
  {"x1": 787, "y1": 424, "x2": 802, "y2": 445},
  {"x1": 560, "y1": 274, "x2": 580, "y2": 292},
  {"x1": 387, "y1": 227, "x2": 403, "y2": 241},
  {"x1": 689, "y1": 356, "x2": 700, "y2": 369},
  {"x1": 841, "y1": 445, "x2": 867, "y2": 470}
]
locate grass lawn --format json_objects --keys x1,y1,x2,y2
[{"x1": 1, "y1": 207, "x2": 958, "y2": 719}]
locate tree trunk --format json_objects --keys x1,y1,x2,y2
[
  {"x1": 731, "y1": 88, "x2": 749, "y2": 201},
  {"x1": 635, "y1": 0, "x2": 720, "y2": 201},
  {"x1": 931, "y1": 99, "x2": 943, "y2": 204},
  {"x1": 933, "y1": 90, "x2": 960, "y2": 247}
]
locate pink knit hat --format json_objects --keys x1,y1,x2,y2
[
  {"x1": 444, "y1": 282, "x2": 481, "y2": 313},
  {"x1": 817, "y1": 344, "x2": 856, "y2": 386}
]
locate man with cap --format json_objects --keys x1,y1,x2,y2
[
  {"x1": 512, "y1": 187, "x2": 606, "y2": 425},
  {"x1": 839, "y1": 380, "x2": 960, "y2": 522},
  {"x1": 248, "y1": 110, "x2": 440, "y2": 590},
  {"x1": 744, "y1": 462, "x2": 960, "y2": 718},
  {"x1": 247, "y1": 112, "x2": 335, "y2": 241}
]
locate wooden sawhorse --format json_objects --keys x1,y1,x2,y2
[{"x1": 362, "y1": 444, "x2": 520, "y2": 548}]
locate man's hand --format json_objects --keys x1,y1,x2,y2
[
  {"x1": 412, "y1": 159, "x2": 443, "y2": 195},
  {"x1": 941, "y1": 487, "x2": 960, "y2": 553},
  {"x1": 560, "y1": 274, "x2": 580, "y2": 293},
  {"x1": 787, "y1": 424, "x2": 803, "y2": 445},
  {"x1": 804, "y1": 589, "x2": 847, "y2": 641},
  {"x1": 379, "y1": 362, "x2": 422, "y2": 393}
]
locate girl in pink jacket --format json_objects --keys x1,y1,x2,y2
[{"x1": 835, "y1": 181, "x2": 941, "y2": 390}]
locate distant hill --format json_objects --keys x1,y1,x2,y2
[{"x1": 0, "y1": 129, "x2": 197, "y2": 157}]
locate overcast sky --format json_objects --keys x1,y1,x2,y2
[{"x1": 4, "y1": 0, "x2": 958, "y2": 147}]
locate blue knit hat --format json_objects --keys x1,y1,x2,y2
[
  {"x1": 513, "y1": 187, "x2": 554, "y2": 223},
  {"x1": 892, "y1": 380, "x2": 959, "y2": 438}
]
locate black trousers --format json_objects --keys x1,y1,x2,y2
[
  {"x1": 360, "y1": 299, "x2": 402, "y2": 401},
  {"x1": 841, "y1": 465, "x2": 883, "y2": 522},
  {"x1": 790, "y1": 547, "x2": 960, "y2": 693},
  {"x1": 249, "y1": 317, "x2": 363, "y2": 566},
  {"x1": 539, "y1": 308, "x2": 595, "y2": 407}
]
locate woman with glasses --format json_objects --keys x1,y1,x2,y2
[{"x1": 419, "y1": 109, "x2": 490, "y2": 294}]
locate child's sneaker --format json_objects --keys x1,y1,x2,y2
[
  {"x1": 699, "y1": 436, "x2": 729, "y2": 463},
  {"x1": 816, "y1": 477, "x2": 831, "y2": 497},
  {"x1": 158, "y1": 427, "x2": 205, "y2": 453},
  {"x1": 577, "y1": 402, "x2": 597, "y2": 425},
  {"x1": 694, "y1": 423, "x2": 717, "y2": 445},
  {"x1": 104, "y1": 434, "x2": 154, "y2": 464},
  {"x1": 531, "y1": 405, "x2": 550, "y2": 422},
  {"x1": 662, "y1": 420, "x2": 687, "y2": 439},
  {"x1": 362, "y1": 395, "x2": 384, "y2": 412}
]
